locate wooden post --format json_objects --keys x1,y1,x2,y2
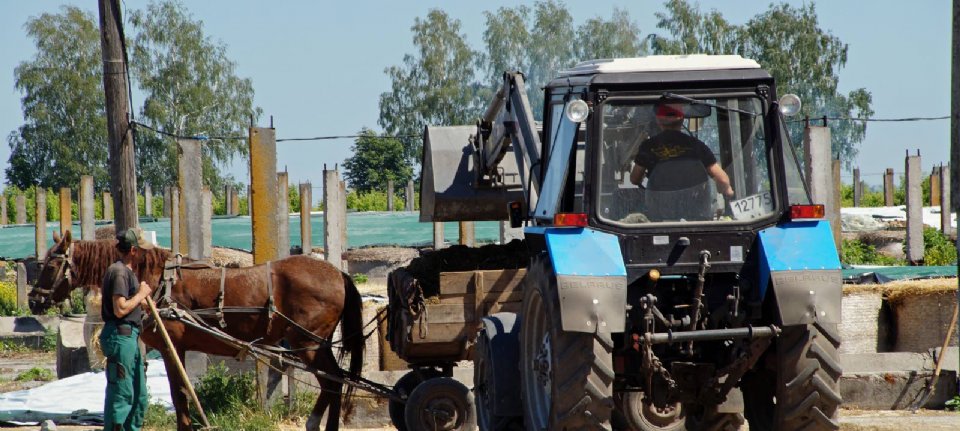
[
  {"x1": 952, "y1": 0, "x2": 960, "y2": 390},
  {"x1": 15, "y1": 263, "x2": 27, "y2": 310},
  {"x1": 59, "y1": 188, "x2": 72, "y2": 237},
  {"x1": 905, "y1": 152, "x2": 924, "y2": 264},
  {"x1": 852, "y1": 167, "x2": 861, "y2": 207},
  {"x1": 103, "y1": 192, "x2": 113, "y2": 221},
  {"x1": 883, "y1": 168, "x2": 895, "y2": 206},
  {"x1": 98, "y1": 0, "x2": 138, "y2": 233},
  {"x1": 433, "y1": 222, "x2": 445, "y2": 250},
  {"x1": 803, "y1": 125, "x2": 839, "y2": 249},
  {"x1": 277, "y1": 172, "x2": 290, "y2": 258},
  {"x1": 405, "y1": 179, "x2": 415, "y2": 211},
  {"x1": 942, "y1": 165, "x2": 952, "y2": 236},
  {"x1": 170, "y1": 187, "x2": 180, "y2": 256},
  {"x1": 0, "y1": 195, "x2": 7, "y2": 226},
  {"x1": 177, "y1": 139, "x2": 204, "y2": 260},
  {"x1": 323, "y1": 168, "x2": 345, "y2": 271},
  {"x1": 201, "y1": 187, "x2": 212, "y2": 259},
  {"x1": 80, "y1": 176, "x2": 95, "y2": 241},
  {"x1": 230, "y1": 186, "x2": 240, "y2": 216},
  {"x1": 831, "y1": 159, "x2": 841, "y2": 245},
  {"x1": 15, "y1": 194, "x2": 26, "y2": 225},
  {"x1": 249, "y1": 127, "x2": 279, "y2": 264},
  {"x1": 162, "y1": 186, "x2": 171, "y2": 218},
  {"x1": 144, "y1": 184, "x2": 153, "y2": 217},
  {"x1": 931, "y1": 167, "x2": 942, "y2": 206},
  {"x1": 387, "y1": 179, "x2": 395, "y2": 211},
  {"x1": 300, "y1": 183, "x2": 312, "y2": 254},
  {"x1": 35, "y1": 187, "x2": 47, "y2": 260},
  {"x1": 340, "y1": 180, "x2": 347, "y2": 257},
  {"x1": 459, "y1": 221, "x2": 475, "y2": 247},
  {"x1": 224, "y1": 184, "x2": 234, "y2": 216}
]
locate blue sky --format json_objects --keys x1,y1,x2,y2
[{"x1": 0, "y1": 1, "x2": 950, "y2": 189}]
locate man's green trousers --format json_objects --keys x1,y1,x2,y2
[{"x1": 100, "y1": 321, "x2": 148, "y2": 431}]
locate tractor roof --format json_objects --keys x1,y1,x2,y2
[{"x1": 559, "y1": 55, "x2": 761, "y2": 76}]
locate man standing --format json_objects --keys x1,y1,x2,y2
[{"x1": 100, "y1": 229, "x2": 153, "y2": 431}]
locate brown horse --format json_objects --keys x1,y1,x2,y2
[{"x1": 31, "y1": 231, "x2": 364, "y2": 431}]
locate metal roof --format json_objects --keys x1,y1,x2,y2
[{"x1": 558, "y1": 55, "x2": 761, "y2": 76}]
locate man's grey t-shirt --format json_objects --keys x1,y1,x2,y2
[{"x1": 101, "y1": 261, "x2": 143, "y2": 327}]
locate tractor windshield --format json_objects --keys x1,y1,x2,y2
[{"x1": 596, "y1": 95, "x2": 776, "y2": 225}]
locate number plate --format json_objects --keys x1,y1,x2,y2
[{"x1": 729, "y1": 192, "x2": 773, "y2": 221}]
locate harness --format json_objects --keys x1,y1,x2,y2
[{"x1": 33, "y1": 243, "x2": 75, "y2": 299}]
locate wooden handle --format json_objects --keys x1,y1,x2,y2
[{"x1": 145, "y1": 297, "x2": 210, "y2": 428}]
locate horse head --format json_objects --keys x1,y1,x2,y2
[{"x1": 30, "y1": 229, "x2": 76, "y2": 314}]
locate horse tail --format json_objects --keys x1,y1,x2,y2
[{"x1": 339, "y1": 272, "x2": 365, "y2": 408}]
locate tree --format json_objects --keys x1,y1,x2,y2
[
  {"x1": 129, "y1": 0, "x2": 261, "y2": 192},
  {"x1": 378, "y1": 9, "x2": 482, "y2": 163},
  {"x1": 575, "y1": 8, "x2": 646, "y2": 63},
  {"x1": 342, "y1": 129, "x2": 413, "y2": 193},
  {"x1": 650, "y1": 1, "x2": 873, "y2": 166},
  {"x1": 6, "y1": 6, "x2": 110, "y2": 190}
]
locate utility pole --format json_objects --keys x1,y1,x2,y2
[
  {"x1": 98, "y1": 0, "x2": 138, "y2": 232},
  {"x1": 952, "y1": 0, "x2": 959, "y2": 384}
]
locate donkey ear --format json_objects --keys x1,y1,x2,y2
[
  {"x1": 63, "y1": 230, "x2": 72, "y2": 245},
  {"x1": 52, "y1": 230, "x2": 61, "y2": 244}
]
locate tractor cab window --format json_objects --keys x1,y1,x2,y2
[{"x1": 596, "y1": 95, "x2": 775, "y2": 225}]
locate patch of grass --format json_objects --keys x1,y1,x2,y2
[
  {"x1": 0, "y1": 340, "x2": 29, "y2": 356},
  {"x1": 68, "y1": 288, "x2": 86, "y2": 314},
  {"x1": 946, "y1": 395, "x2": 960, "y2": 411},
  {"x1": 15, "y1": 366, "x2": 53, "y2": 382},
  {"x1": 0, "y1": 280, "x2": 26, "y2": 317},
  {"x1": 143, "y1": 402, "x2": 175, "y2": 430},
  {"x1": 351, "y1": 273, "x2": 369, "y2": 285},
  {"x1": 41, "y1": 328, "x2": 57, "y2": 352},
  {"x1": 923, "y1": 227, "x2": 958, "y2": 266},
  {"x1": 840, "y1": 239, "x2": 903, "y2": 265}
]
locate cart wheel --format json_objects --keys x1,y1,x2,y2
[
  {"x1": 390, "y1": 368, "x2": 443, "y2": 431},
  {"x1": 616, "y1": 390, "x2": 685, "y2": 431},
  {"x1": 404, "y1": 377, "x2": 476, "y2": 431}
]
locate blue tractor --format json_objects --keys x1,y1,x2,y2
[{"x1": 418, "y1": 55, "x2": 842, "y2": 431}]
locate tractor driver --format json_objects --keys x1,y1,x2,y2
[{"x1": 629, "y1": 101, "x2": 735, "y2": 220}]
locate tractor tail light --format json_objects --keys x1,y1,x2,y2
[
  {"x1": 789, "y1": 204, "x2": 825, "y2": 220},
  {"x1": 553, "y1": 213, "x2": 588, "y2": 227}
]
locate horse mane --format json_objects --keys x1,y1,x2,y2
[{"x1": 70, "y1": 240, "x2": 172, "y2": 288}]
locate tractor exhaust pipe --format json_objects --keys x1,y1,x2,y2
[{"x1": 643, "y1": 325, "x2": 780, "y2": 345}]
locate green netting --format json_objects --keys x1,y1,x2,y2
[
  {"x1": 842, "y1": 265, "x2": 958, "y2": 283},
  {"x1": 0, "y1": 212, "x2": 501, "y2": 259}
]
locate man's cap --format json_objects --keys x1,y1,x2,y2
[
  {"x1": 655, "y1": 102, "x2": 685, "y2": 119},
  {"x1": 117, "y1": 228, "x2": 154, "y2": 250}
]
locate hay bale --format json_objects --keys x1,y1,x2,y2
[
  {"x1": 886, "y1": 278, "x2": 958, "y2": 352},
  {"x1": 83, "y1": 290, "x2": 106, "y2": 370},
  {"x1": 332, "y1": 300, "x2": 383, "y2": 372},
  {"x1": 210, "y1": 247, "x2": 253, "y2": 268},
  {"x1": 840, "y1": 291, "x2": 884, "y2": 354},
  {"x1": 378, "y1": 305, "x2": 407, "y2": 371}
]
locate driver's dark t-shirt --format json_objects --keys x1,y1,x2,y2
[
  {"x1": 101, "y1": 261, "x2": 143, "y2": 327},
  {"x1": 634, "y1": 130, "x2": 717, "y2": 191}
]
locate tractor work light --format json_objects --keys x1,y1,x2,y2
[
  {"x1": 565, "y1": 99, "x2": 589, "y2": 122},
  {"x1": 553, "y1": 212, "x2": 589, "y2": 227},
  {"x1": 789, "y1": 204, "x2": 825, "y2": 220},
  {"x1": 778, "y1": 94, "x2": 802, "y2": 117}
]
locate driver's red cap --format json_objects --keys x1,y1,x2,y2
[{"x1": 655, "y1": 103, "x2": 685, "y2": 119}]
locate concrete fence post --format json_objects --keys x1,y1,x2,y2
[
  {"x1": 80, "y1": 176, "x2": 95, "y2": 241},
  {"x1": 16, "y1": 263, "x2": 27, "y2": 310},
  {"x1": 904, "y1": 153, "x2": 924, "y2": 264},
  {"x1": 500, "y1": 221, "x2": 523, "y2": 244},
  {"x1": 249, "y1": 127, "x2": 279, "y2": 264},
  {"x1": 230, "y1": 187, "x2": 240, "y2": 216},
  {"x1": 405, "y1": 180, "x2": 414, "y2": 212},
  {"x1": 144, "y1": 184, "x2": 153, "y2": 217},
  {"x1": 0, "y1": 195, "x2": 7, "y2": 225},
  {"x1": 300, "y1": 183, "x2": 312, "y2": 254},
  {"x1": 459, "y1": 221, "x2": 475, "y2": 247},
  {"x1": 340, "y1": 180, "x2": 347, "y2": 257},
  {"x1": 177, "y1": 139, "x2": 204, "y2": 260},
  {"x1": 852, "y1": 167, "x2": 861, "y2": 207},
  {"x1": 170, "y1": 187, "x2": 180, "y2": 256},
  {"x1": 941, "y1": 165, "x2": 952, "y2": 236},
  {"x1": 162, "y1": 186, "x2": 171, "y2": 218},
  {"x1": 225, "y1": 184, "x2": 235, "y2": 216},
  {"x1": 883, "y1": 168, "x2": 895, "y2": 206},
  {"x1": 433, "y1": 222, "x2": 445, "y2": 250},
  {"x1": 803, "y1": 126, "x2": 838, "y2": 249},
  {"x1": 277, "y1": 172, "x2": 290, "y2": 258},
  {"x1": 59, "y1": 187, "x2": 72, "y2": 237},
  {"x1": 201, "y1": 187, "x2": 212, "y2": 259},
  {"x1": 931, "y1": 167, "x2": 942, "y2": 207},
  {"x1": 15, "y1": 194, "x2": 26, "y2": 225},
  {"x1": 103, "y1": 192, "x2": 113, "y2": 221},
  {"x1": 323, "y1": 168, "x2": 345, "y2": 271},
  {"x1": 831, "y1": 159, "x2": 841, "y2": 245},
  {"x1": 387, "y1": 179, "x2": 395, "y2": 211},
  {"x1": 35, "y1": 187, "x2": 47, "y2": 259}
]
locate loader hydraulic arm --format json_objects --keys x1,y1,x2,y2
[{"x1": 475, "y1": 72, "x2": 543, "y2": 200}]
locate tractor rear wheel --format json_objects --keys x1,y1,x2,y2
[
  {"x1": 520, "y1": 257, "x2": 614, "y2": 430},
  {"x1": 742, "y1": 322, "x2": 842, "y2": 431},
  {"x1": 615, "y1": 390, "x2": 685, "y2": 431}
]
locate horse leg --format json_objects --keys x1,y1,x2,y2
[
  {"x1": 304, "y1": 347, "x2": 343, "y2": 431},
  {"x1": 159, "y1": 347, "x2": 192, "y2": 431}
]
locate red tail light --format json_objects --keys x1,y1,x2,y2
[
  {"x1": 553, "y1": 213, "x2": 588, "y2": 227},
  {"x1": 790, "y1": 204, "x2": 825, "y2": 220}
]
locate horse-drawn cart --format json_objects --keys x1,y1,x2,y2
[{"x1": 386, "y1": 264, "x2": 527, "y2": 431}]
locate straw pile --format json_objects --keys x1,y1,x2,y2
[
  {"x1": 884, "y1": 278, "x2": 958, "y2": 352},
  {"x1": 840, "y1": 289, "x2": 885, "y2": 354},
  {"x1": 83, "y1": 290, "x2": 106, "y2": 370}
]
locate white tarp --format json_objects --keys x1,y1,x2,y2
[
  {"x1": 841, "y1": 206, "x2": 957, "y2": 232},
  {"x1": 0, "y1": 359, "x2": 172, "y2": 424}
]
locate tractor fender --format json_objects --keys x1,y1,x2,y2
[
  {"x1": 525, "y1": 227, "x2": 628, "y2": 333},
  {"x1": 757, "y1": 221, "x2": 842, "y2": 326},
  {"x1": 478, "y1": 312, "x2": 522, "y2": 417}
]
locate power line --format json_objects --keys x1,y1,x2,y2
[
  {"x1": 788, "y1": 115, "x2": 950, "y2": 124},
  {"x1": 131, "y1": 121, "x2": 419, "y2": 142}
]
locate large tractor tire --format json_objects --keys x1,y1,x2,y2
[
  {"x1": 742, "y1": 322, "x2": 842, "y2": 431},
  {"x1": 520, "y1": 257, "x2": 615, "y2": 430},
  {"x1": 389, "y1": 367, "x2": 444, "y2": 431},
  {"x1": 475, "y1": 313, "x2": 523, "y2": 431}
]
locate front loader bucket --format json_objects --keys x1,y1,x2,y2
[{"x1": 420, "y1": 126, "x2": 523, "y2": 222}]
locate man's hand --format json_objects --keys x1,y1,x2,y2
[
  {"x1": 721, "y1": 185, "x2": 735, "y2": 199},
  {"x1": 137, "y1": 282, "x2": 152, "y2": 304}
]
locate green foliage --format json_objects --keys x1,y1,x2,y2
[
  {"x1": 41, "y1": 328, "x2": 57, "y2": 352},
  {"x1": 288, "y1": 185, "x2": 301, "y2": 214},
  {"x1": 0, "y1": 280, "x2": 26, "y2": 317},
  {"x1": 345, "y1": 190, "x2": 414, "y2": 212},
  {"x1": 946, "y1": 395, "x2": 960, "y2": 411},
  {"x1": 0, "y1": 341, "x2": 29, "y2": 355},
  {"x1": 15, "y1": 367, "x2": 54, "y2": 382},
  {"x1": 68, "y1": 288, "x2": 86, "y2": 315},
  {"x1": 342, "y1": 129, "x2": 414, "y2": 193},
  {"x1": 195, "y1": 363, "x2": 257, "y2": 416},
  {"x1": 575, "y1": 8, "x2": 646, "y2": 61},
  {"x1": 238, "y1": 196, "x2": 249, "y2": 216},
  {"x1": 840, "y1": 239, "x2": 902, "y2": 266},
  {"x1": 649, "y1": 0, "x2": 872, "y2": 168},
  {"x1": 5, "y1": 6, "x2": 110, "y2": 190},
  {"x1": 923, "y1": 227, "x2": 957, "y2": 266},
  {"x1": 352, "y1": 273, "x2": 369, "y2": 285},
  {"x1": 129, "y1": 0, "x2": 261, "y2": 193},
  {"x1": 143, "y1": 402, "x2": 176, "y2": 429}
]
